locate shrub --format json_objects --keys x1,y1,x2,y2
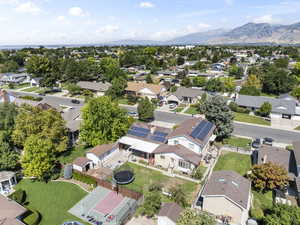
[
  {"x1": 192, "y1": 166, "x2": 204, "y2": 180},
  {"x1": 72, "y1": 171, "x2": 97, "y2": 187},
  {"x1": 148, "y1": 183, "x2": 162, "y2": 192},
  {"x1": 9, "y1": 189, "x2": 26, "y2": 204},
  {"x1": 250, "y1": 207, "x2": 264, "y2": 220},
  {"x1": 19, "y1": 95, "x2": 43, "y2": 102},
  {"x1": 229, "y1": 101, "x2": 250, "y2": 113},
  {"x1": 23, "y1": 209, "x2": 41, "y2": 225}
]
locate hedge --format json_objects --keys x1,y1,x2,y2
[
  {"x1": 72, "y1": 171, "x2": 97, "y2": 186},
  {"x1": 19, "y1": 95, "x2": 43, "y2": 102},
  {"x1": 23, "y1": 209, "x2": 41, "y2": 225},
  {"x1": 9, "y1": 189, "x2": 26, "y2": 204}
]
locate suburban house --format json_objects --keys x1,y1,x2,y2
[
  {"x1": 30, "y1": 77, "x2": 42, "y2": 87},
  {"x1": 235, "y1": 94, "x2": 300, "y2": 120},
  {"x1": 0, "y1": 171, "x2": 17, "y2": 196},
  {"x1": 118, "y1": 122, "x2": 171, "y2": 163},
  {"x1": 166, "y1": 118, "x2": 216, "y2": 155},
  {"x1": 86, "y1": 143, "x2": 119, "y2": 167},
  {"x1": 0, "y1": 194, "x2": 27, "y2": 225},
  {"x1": 0, "y1": 73, "x2": 29, "y2": 84},
  {"x1": 166, "y1": 87, "x2": 203, "y2": 105},
  {"x1": 157, "y1": 202, "x2": 183, "y2": 225},
  {"x1": 77, "y1": 81, "x2": 112, "y2": 96},
  {"x1": 156, "y1": 70, "x2": 177, "y2": 77},
  {"x1": 200, "y1": 170, "x2": 251, "y2": 225},
  {"x1": 125, "y1": 82, "x2": 166, "y2": 99},
  {"x1": 153, "y1": 144, "x2": 202, "y2": 174}
]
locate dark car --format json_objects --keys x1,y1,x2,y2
[
  {"x1": 38, "y1": 92, "x2": 46, "y2": 96},
  {"x1": 263, "y1": 137, "x2": 274, "y2": 146},
  {"x1": 252, "y1": 138, "x2": 261, "y2": 149},
  {"x1": 127, "y1": 111, "x2": 138, "y2": 118},
  {"x1": 71, "y1": 99, "x2": 80, "y2": 104}
]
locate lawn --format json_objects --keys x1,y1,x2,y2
[
  {"x1": 118, "y1": 98, "x2": 130, "y2": 105},
  {"x1": 252, "y1": 190, "x2": 273, "y2": 212},
  {"x1": 234, "y1": 112, "x2": 271, "y2": 126},
  {"x1": 172, "y1": 107, "x2": 184, "y2": 113},
  {"x1": 213, "y1": 152, "x2": 251, "y2": 176},
  {"x1": 58, "y1": 145, "x2": 89, "y2": 164},
  {"x1": 295, "y1": 126, "x2": 300, "y2": 131},
  {"x1": 15, "y1": 180, "x2": 88, "y2": 225},
  {"x1": 222, "y1": 136, "x2": 252, "y2": 150},
  {"x1": 185, "y1": 106, "x2": 199, "y2": 115},
  {"x1": 116, "y1": 162, "x2": 199, "y2": 204},
  {"x1": 22, "y1": 86, "x2": 41, "y2": 92}
]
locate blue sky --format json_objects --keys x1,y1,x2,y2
[{"x1": 1, "y1": 0, "x2": 300, "y2": 45}]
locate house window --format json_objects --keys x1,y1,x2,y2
[
  {"x1": 178, "y1": 160, "x2": 190, "y2": 169},
  {"x1": 160, "y1": 155, "x2": 165, "y2": 159},
  {"x1": 189, "y1": 143, "x2": 194, "y2": 149},
  {"x1": 174, "y1": 140, "x2": 179, "y2": 145}
]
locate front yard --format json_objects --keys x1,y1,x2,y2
[
  {"x1": 116, "y1": 162, "x2": 199, "y2": 204},
  {"x1": 15, "y1": 180, "x2": 88, "y2": 225},
  {"x1": 185, "y1": 106, "x2": 199, "y2": 115},
  {"x1": 234, "y1": 112, "x2": 271, "y2": 126},
  {"x1": 22, "y1": 86, "x2": 41, "y2": 92},
  {"x1": 213, "y1": 151, "x2": 251, "y2": 176},
  {"x1": 222, "y1": 136, "x2": 252, "y2": 150}
]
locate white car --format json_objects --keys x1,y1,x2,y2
[{"x1": 169, "y1": 103, "x2": 177, "y2": 109}]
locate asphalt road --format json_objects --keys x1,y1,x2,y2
[{"x1": 10, "y1": 91, "x2": 300, "y2": 144}]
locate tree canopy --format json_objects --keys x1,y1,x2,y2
[
  {"x1": 137, "y1": 97, "x2": 155, "y2": 122},
  {"x1": 263, "y1": 204, "x2": 300, "y2": 225},
  {"x1": 177, "y1": 208, "x2": 216, "y2": 225}
]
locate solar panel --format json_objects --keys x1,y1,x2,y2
[
  {"x1": 153, "y1": 131, "x2": 168, "y2": 137},
  {"x1": 150, "y1": 135, "x2": 166, "y2": 143},
  {"x1": 197, "y1": 121, "x2": 214, "y2": 141},
  {"x1": 190, "y1": 121, "x2": 207, "y2": 138},
  {"x1": 128, "y1": 130, "x2": 148, "y2": 138},
  {"x1": 131, "y1": 126, "x2": 150, "y2": 134}
]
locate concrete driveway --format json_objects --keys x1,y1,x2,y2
[{"x1": 127, "y1": 216, "x2": 156, "y2": 225}]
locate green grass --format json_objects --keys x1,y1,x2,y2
[
  {"x1": 116, "y1": 162, "x2": 199, "y2": 203},
  {"x1": 15, "y1": 180, "x2": 88, "y2": 225},
  {"x1": 22, "y1": 86, "x2": 41, "y2": 92},
  {"x1": 252, "y1": 190, "x2": 273, "y2": 212},
  {"x1": 234, "y1": 112, "x2": 271, "y2": 126},
  {"x1": 118, "y1": 98, "x2": 130, "y2": 105},
  {"x1": 261, "y1": 92, "x2": 278, "y2": 98},
  {"x1": 185, "y1": 106, "x2": 199, "y2": 115},
  {"x1": 58, "y1": 145, "x2": 89, "y2": 164},
  {"x1": 214, "y1": 152, "x2": 251, "y2": 176},
  {"x1": 172, "y1": 107, "x2": 184, "y2": 112},
  {"x1": 222, "y1": 136, "x2": 252, "y2": 150},
  {"x1": 295, "y1": 126, "x2": 300, "y2": 131}
]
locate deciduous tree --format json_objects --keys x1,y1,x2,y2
[
  {"x1": 177, "y1": 208, "x2": 215, "y2": 225},
  {"x1": 137, "y1": 97, "x2": 155, "y2": 122}
]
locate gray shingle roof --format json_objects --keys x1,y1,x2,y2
[
  {"x1": 236, "y1": 94, "x2": 296, "y2": 115},
  {"x1": 173, "y1": 87, "x2": 203, "y2": 100},
  {"x1": 77, "y1": 81, "x2": 111, "y2": 92},
  {"x1": 201, "y1": 170, "x2": 251, "y2": 209},
  {"x1": 158, "y1": 202, "x2": 183, "y2": 223}
]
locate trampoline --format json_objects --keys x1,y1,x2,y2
[
  {"x1": 113, "y1": 170, "x2": 135, "y2": 185},
  {"x1": 62, "y1": 222, "x2": 84, "y2": 225}
]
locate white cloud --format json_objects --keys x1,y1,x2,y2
[
  {"x1": 253, "y1": 14, "x2": 281, "y2": 24},
  {"x1": 0, "y1": 0, "x2": 18, "y2": 5},
  {"x1": 15, "y1": 2, "x2": 41, "y2": 14},
  {"x1": 97, "y1": 25, "x2": 119, "y2": 34},
  {"x1": 225, "y1": 0, "x2": 234, "y2": 6},
  {"x1": 69, "y1": 7, "x2": 85, "y2": 16},
  {"x1": 139, "y1": 2, "x2": 155, "y2": 8}
]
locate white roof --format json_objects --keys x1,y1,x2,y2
[{"x1": 119, "y1": 136, "x2": 160, "y2": 154}]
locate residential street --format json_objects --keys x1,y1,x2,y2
[{"x1": 9, "y1": 90, "x2": 300, "y2": 144}]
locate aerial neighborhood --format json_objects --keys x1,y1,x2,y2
[{"x1": 1, "y1": 42, "x2": 300, "y2": 225}]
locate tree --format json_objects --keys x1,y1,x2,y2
[
  {"x1": 239, "y1": 86, "x2": 261, "y2": 96},
  {"x1": 205, "y1": 78, "x2": 224, "y2": 92},
  {"x1": 291, "y1": 86, "x2": 300, "y2": 99},
  {"x1": 177, "y1": 208, "x2": 215, "y2": 225},
  {"x1": 245, "y1": 74, "x2": 261, "y2": 89},
  {"x1": 0, "y1": 103, "x2": 18, "y2": 133},
  {"x1": 0, "y1": 60, "x2": 19, "y2": 73},
  {"x1": 65, "y1": 83, "x2": 82, "y2": 96},
  {"x1": 139, "y1": 191, "x2": 161, "y2": 217},
  {"x1": 26, "y1": 55, "x2": 52, "y2": 77},
  {"x1": 137, "y1": 97, "x2": 155, "y2": 122},
  {"x1": 223, "y1": 77, "x2": 236, "y2": 93},
  {"x1": 12, "y1": 105, "x2": 68, "y2": 153},
  {"x1": 146, "y1": 74, "x2": 153, "y2": 84},
  {"x1": 181, "y1": 77, "x2": 192, "y2": 87},
  {"x1": 229, "y1": 65, "x2": 244, "y2": 79},
  {"x1": 258, "y1": 102, "x2": 272, "y2": 117},
  {"x1": 192, "y1": 77, "x2": 207, "y2": 87},
  {"x1": 21, "y1": 135, "x2": 55, "y2": 180},
  {"x1": 80, "y1": 96, "x2": 132, "y2": 146},
  {"x1": 105, "y1": 77, "x2": 127, "y2": 99},
  {"x1": 199, "y1": 96, "x2": 233, "y2": 140},
  {"x1": 263, "y1": 204, "x2": 300, "y2": 225},
  {"x1": 192, "y1": 166, "x2": 203, "y2": 180},
  {"x1": 169, "y1": 186, "x2": 188, "y2": 208},
  {"x1": 0, "y1": 139, "x2": 19, "y2": 170},
  {"x1": 248, "y1": 162, "x2": 289, "y2": 191},
  {"x1": 274, "y1": 57, "x2": 289, "y2": 69},
  {"x1": 177, "y1": 56, "x2": 185, "y2": 66}
]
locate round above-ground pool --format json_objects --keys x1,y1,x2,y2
[
  {"x1": 113, "y1": 170, "x2": 135, "y2": 185},
  {"x1": 62, "y1": 222, "x2": 84, "y2": 225}
]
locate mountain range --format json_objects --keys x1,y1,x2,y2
[{"x1": 104, "y1": 22, "x2": 300, "y2": 46}]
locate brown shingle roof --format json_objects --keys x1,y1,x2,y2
[
  {"x1": 167, "y1": 118, "x2": 215, "y2": 147},
  {"x1": 292, "y1": 141, "x2": 300, "y2": 168},
  {"x1": 125, "y1": 82, "x2": 164, "y2": 95},
  {"x1": 153, "y1": 144, "x2": 202, "y2": 165},
  {"x1": 73, "y1": 157, "x2": 92, "y2": 167},
  {"x1": 158, "y1": 202, "x2": 183, "y2": 223},
  {"x1": 0, "y1": 194, "x2": 27, "y2": 225},
  {"x1": 202, "y1": 170, "x2": 251, "y2": 209},
  {"x1": 87, "y1": 143, "x2": 116, "y2": 156}
]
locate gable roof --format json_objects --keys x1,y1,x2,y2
[
  {"x1": 153, "y1": 144, "x2": 202, "y2": 165},
  {"x1": 173, "y1": 87, "x2": 203, "y2": 100},
  {"x1": 73, "y1": 157, "x2": 92, "y2": 167},
  {"x1": 236, "y1": 94, "x2": 296, "y2": 115},
  {"x1": 125, "y1": 82, "x2": 164, "y2": 95},
  {"x1": 87, "y1": 143, "x2": 116, "y2": 156},
  {"x1": 77, "y1": 81, "x2": 111, "y2": 92},
  {"x1": 158, "y1": 202, "x2": 183, "y2": 223},
  {"x1": 201, "y1": 170, "x2": 251, "y2": 209},
  {"x1": 167, "y1": 118, "x2": 215, "y2": 147}
]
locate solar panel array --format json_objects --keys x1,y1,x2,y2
[
  {"x1": 150, "y1": 130, "x2": 168, "y2": 143},
  {"x1": 128, "y1": 126, "x2": 150, "y2": 138},
  {"x1": 190, "y1": 120, "x2": 213, "y2": 141}
]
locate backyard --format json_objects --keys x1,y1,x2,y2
[
  {"x1": 58, "y1": 145, "x2": 89, "y2": 164},
  {"x1": 15, "y1": 179, "x2": 88, "y2": 225},
  {"x1": 116, "y1": 162, "x2": 199, "y2": 204},
  {"x1": 234, "y1": 112, "x2": 271, "y2": 126},
  {"x1": 213, "y1": 151, "x2": 252, "y2": 176}
]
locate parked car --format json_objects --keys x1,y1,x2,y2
[
  {"x1": 71, "y1": 99, "x2": 80, "y2": 104},
  {"x1": 169, "y1": 103, "x2": 177, "y2": 109},
  {"x1": 128, "y1": 111, "x2": 138, "y2": 118},
  {"x1": 263, "y1": 137, "x2": 274, "y2": 146},
  {"x1": 38, "y1": 93, "x2": 46, "y2": 96},
  {"x1": 252, "y1": 138, "x2": 261, "y2": 149}
]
